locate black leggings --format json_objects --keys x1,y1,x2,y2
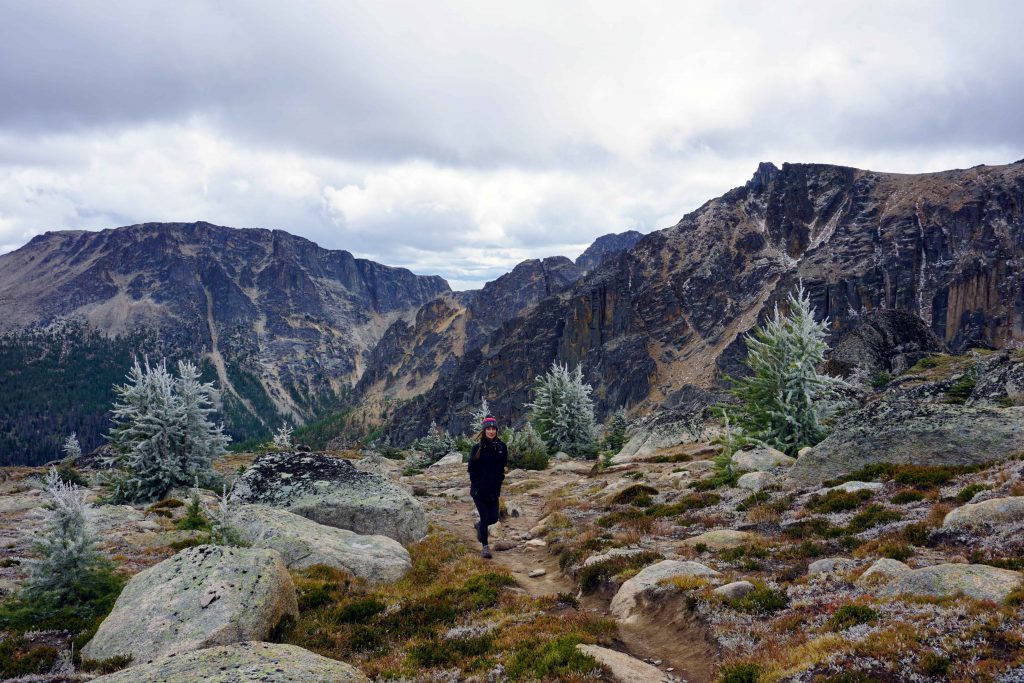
[{"x1": 472, "y1": 492, "x2": 501, "y2": 544}]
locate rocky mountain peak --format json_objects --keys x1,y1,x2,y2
[{"x1": 575, "y1": 231, "x2": 644, "y2": 273}]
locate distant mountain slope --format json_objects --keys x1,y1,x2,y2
[
  {"x1": 0, "y1": 222, "x2": 449, "y2": 461},
  {"x1": 387, "y1": 160, "x2": 1024, "y2": 442}
]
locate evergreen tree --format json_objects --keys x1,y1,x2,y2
[
  {"x1": 727, "y1": 284, "x2": 848, "y2": 455},
  {"x1": 469, "y1": 398, "x2": 490, "y2": 435},
  {"x1": 411, "y1": 421, "x2": 456, "y2": 467},
  {"x1": 105, "y1": 357, "x2": 228, "y2": 502},
  {"x1": 526, "y1": 362, "x2": 597, "y2": 457},
  {"x1": 505, "y1": 423, "x2": 549, "y2": 470},
  {"x1": 272, "y1": 422, "x2": 293, "y2": 449},
  {"x1": 23, "y1": 468, "x2": 107, "y2": 603},
  {"x1": 603, "y1": 409, "x2": 629, "y2": 453},
  {"x1": 62, "y1": 433, "x2": 82, "y2": 461}
]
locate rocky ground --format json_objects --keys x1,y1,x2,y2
[{"x1": 2, "y1": 350, "x2": 1024, "y2": 682}]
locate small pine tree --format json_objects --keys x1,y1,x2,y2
[
  {"x1": 603, "y1": 409, "x2": 629, "y2": 453},
  {"x1": 206, "y1": 484, "x2": 243, "y2": 546},
  {"x1": 506, "y1": 423, "x2": 549, "y2": 470},
  {"x1": 62, "y1": 433, "x2": 82, "y2": 461},
  {"x1": 727, "y1": 284, "x2": 848, "y2": 455},
  {"x1": 469, "y1": 398, "x2": 490, "y2": 435},
  {"x1": 526, "y1": 362, "x2": 598, "y2": 458},
  {"x1": 411, "y1": 421, "x2": 456, "y2": 467},
  {"x1": 23, "y1": 468, "x2": 107, "y2": 602},
  {"x1": 104, "y1": 358, "x2": 229, "y2": 502},
  {"x1": 272, "y1": 423, "x2": 293, "y2": 449}
]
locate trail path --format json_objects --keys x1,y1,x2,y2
[{"x1": 416, "y1": 461, "x2": 715, "y2": 683}]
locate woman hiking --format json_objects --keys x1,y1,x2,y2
[{"x1": 468, "y1": 415, "x2": 508, "y2": 559}]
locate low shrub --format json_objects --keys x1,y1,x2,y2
[
  {"x1": 506, "y1": 636, "x2": 601, "y2": 679},
  {"x1": 0, "y1": 636, "x2": 59, "y2": 679},
  {"x1": 719, "y1": 661, "x2": 763, "y2": 682},
  {"x1": 611, "y1": 484, "x2": 659, "y2": 506},
  {"x1": 919, "y1": 652, "x2": 951, "y2": 676},
  {"x1": 890, "y1": 489, "x2": 925, "y2": 504},
  {"x1": 724, "y1": 583, "x2": 789, "y2": 615},
  {"x1": 408, "y1": 634, "x2": 494, "y2": 668},
  {"x1": 955, "y1": 483, "x2": 990, "y2": 504},
  {"x1": 78, "y1": 654, "x2": 133, "y2": 674},
  {"x1": 332, "y1": 598, "x2": 386, "y2": 624},
  {"x1": 827, "y1": 604, "x2": 878, "y2": 631},
  {"x1": 847, "y1": 505, "x2": 903, "y2": 533},
  {"x1": 576, "y1": 551, "x2": 661, "y2": 593},
  {"x1": 807, "y1": 489, "x2": 873, "y2": 513},
  {"x1": 900, "y1": 523, "x2": 931, "y2": 546},
  {"x1": 175, "y1": 494, "x2": 211, "y2": 531}
]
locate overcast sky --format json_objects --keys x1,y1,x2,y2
[{"x1": 1, "y1": 1, "x2": 1022, "y2": 289}]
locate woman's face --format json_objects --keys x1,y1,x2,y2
[{"x1": 484, "y1": 426, "x2": 497, "y2": 438}]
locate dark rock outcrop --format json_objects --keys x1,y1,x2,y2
[
  {"x1": 575, "y1": 230, "x2": 644, "y2": 273},
  {"x1": 826, "y1": 309, "x2": 946, "y2": 376}
]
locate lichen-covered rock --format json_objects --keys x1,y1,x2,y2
[
  {"x1": 576, "y1": 644, "x2": 673, "y2": 683},
  {"x1": 807, "y1": 557, "x2": 857, "y2": 576},
  {"x1": 878, "y1": 563, "x2": 1023, "y2": 603},
  {"x1": 788, "y1": 401, "x2": 1024, "y2": 487},
  {"x1": 610, "y1": 560, "x2": 720, "y2": 623},
  {"x1": 826, "y1": 309, "x2": 944, "y2": 377},
  {"x1": 824, "y1": 481, "x2": 884, "y2": 495},
  {"x1": 732, "y1": 446, "x2": 795, "y2": 472},
  {"x1": 737, "y1": 471, "x2": 774, "y2": 492},
  {"x1": 90, "y1": 642, "x2": 367, "y2": 683},
  {"x1": 230, "y1": 451, "x2": 427, "y2": 544},
  {"x1": 82, "y1": 546, "x2": 298, "y2": 663},
  {"x1": 681, "y1": 529, "x2": 759, "y2": 551},
  {"x1": 612, "y1": 408, "x2": 707, "y2": 463},
  {"x1": 713, "y1": 581, "x2": 756, "y2": 599},
  {"x1": 857, "y1": 558, "x2": 911, "y2": 585},
  {"x1": 232, "y1": 505, "x2": 410, "y2": 583},
  {"x1": 943, "y1": 496, "x2": 1024, "y2": 529},
  {"x1": 427, "y1": 451, "x2": 464, "y2": 468}
]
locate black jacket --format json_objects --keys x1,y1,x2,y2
[{"x1": 468, "y1": 437, "x2": 507, "y2": 498}]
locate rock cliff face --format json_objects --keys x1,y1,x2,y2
[
  {"x1": 356, "y1": 256, "x2": 583, "y2": 401},
  {"x1": 575, "y1": 230, "x2": 644, "y2": 273},
  {"x1": 0, "y1": 222, "x2": 448, "y2": 429},
  {"x1": 388, "y1": 160, "x2": 1024, "y2": 442}
]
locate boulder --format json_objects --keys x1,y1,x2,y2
[
  {"x1": 427, "y1": 451, "x2": 464, "y2": 468},
  {"x1": 823, "y1": 481, "x2": 884, "y2": 494},
  {"x1": 714, "y1": 580, "x2": 756, "y2": 600},
  {"x1": 807, "y1": 557, "x2": 857, "y2": 576},
  {"x1": 82, "y1": 546, "x2": 298, "y2": 663},
  {"x1": 583, "y1": 547, "x2": 650, "y2": 568},
  {"x1": 90, "y1": 642, "x2": 367, "y2": 683},
  {"x1": 612, "y1": 408, "x2": 707, "y2": 463},
  {"x1": 681, "y1": 529, "x2": 758, "y2": 551},
  {"x1": 879, "y1": 563, "x2": 1023, "y2": 603},
  {"x1": 232, "y1": 505, "x2": 410, "y2": 583},
  {"x1": 681, "y1": 460, "x2": 717, "y2": 475},
  {"x1": 826, "y1": 309, "x2": 944, "y2": 377},
  {"x1": 737, "y1": 471, "x2": 774, "y2": 492},
  {"x1": 610, "y1": 560, "x2": 720, "y2": 623},
  {"x1": 857, "y1": 558, "x2": 911, "y2": 585},
  {"x1": 787, "y1": 401, "x2": 1024, "y2": 487},
  {"x1": 731, "y1": 446, "x2": 795, "y2": 472},
  {"x1": 576, "y1": 644, "x2": 673, "y2": 683},
  {"x1": 943, "y1": 496, "x2": 1024, "y2": 529},
  {"x1": 230, "y1": 451, "x2": 427, "y2": 544}
]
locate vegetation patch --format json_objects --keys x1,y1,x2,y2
[
  {"x1": 955, "y1": 483, "x2": 990, "y2": 504},
  {"x1": 807, "y1": 488, "x2": 873, "y2": 513},
  {"x1": 611, "y1": 484, "x2": 659, "y2": 506},
  {"x1": 827, "y1": 604, "x2": 879, "y2": 631},
  {"x1": 575, "y1": 550, "x2": 662, "y2": 593},
  {"x1": 0, "y1": 635, "x2": 59, "y2": 679},
  {"x1": 890, "y1": 489, "x2": 925, "y2": 504},
  {"x1": 847, "y1": 505, "x2": 903, "y2": 533},
  {"x1": 723, "y1": 583, "x2": 789, "y2": 615},
  {"x1": 719, "y1": 661, "x2": 763, "y2": 682},
  {"x1": 281, "y1": 530, "x2": 616, "y2": 679}
]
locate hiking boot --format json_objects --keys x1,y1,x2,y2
[{"x1": 481, "y1": 544, "x2": 492, "y2": 559}]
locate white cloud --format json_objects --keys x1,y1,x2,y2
[{"x1": 0, "y1": 1, "x2": 1022, "y2": 289}]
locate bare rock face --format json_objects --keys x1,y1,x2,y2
[
  {"x1": 232, "y1": 505, "x2": 411, "y2": 583},
  {"x1": 787, "y1": 400, "x2": 1024, "y2": 487},
  {"x1": 90, "y1": 642, "x2": 368, "y2": 683},
  {"x1": 82, "y1": 545, "x2": 298, "y2": 663},
  {"x1": 230, "y1": 451, "x2": 428, "y2": 544}
]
